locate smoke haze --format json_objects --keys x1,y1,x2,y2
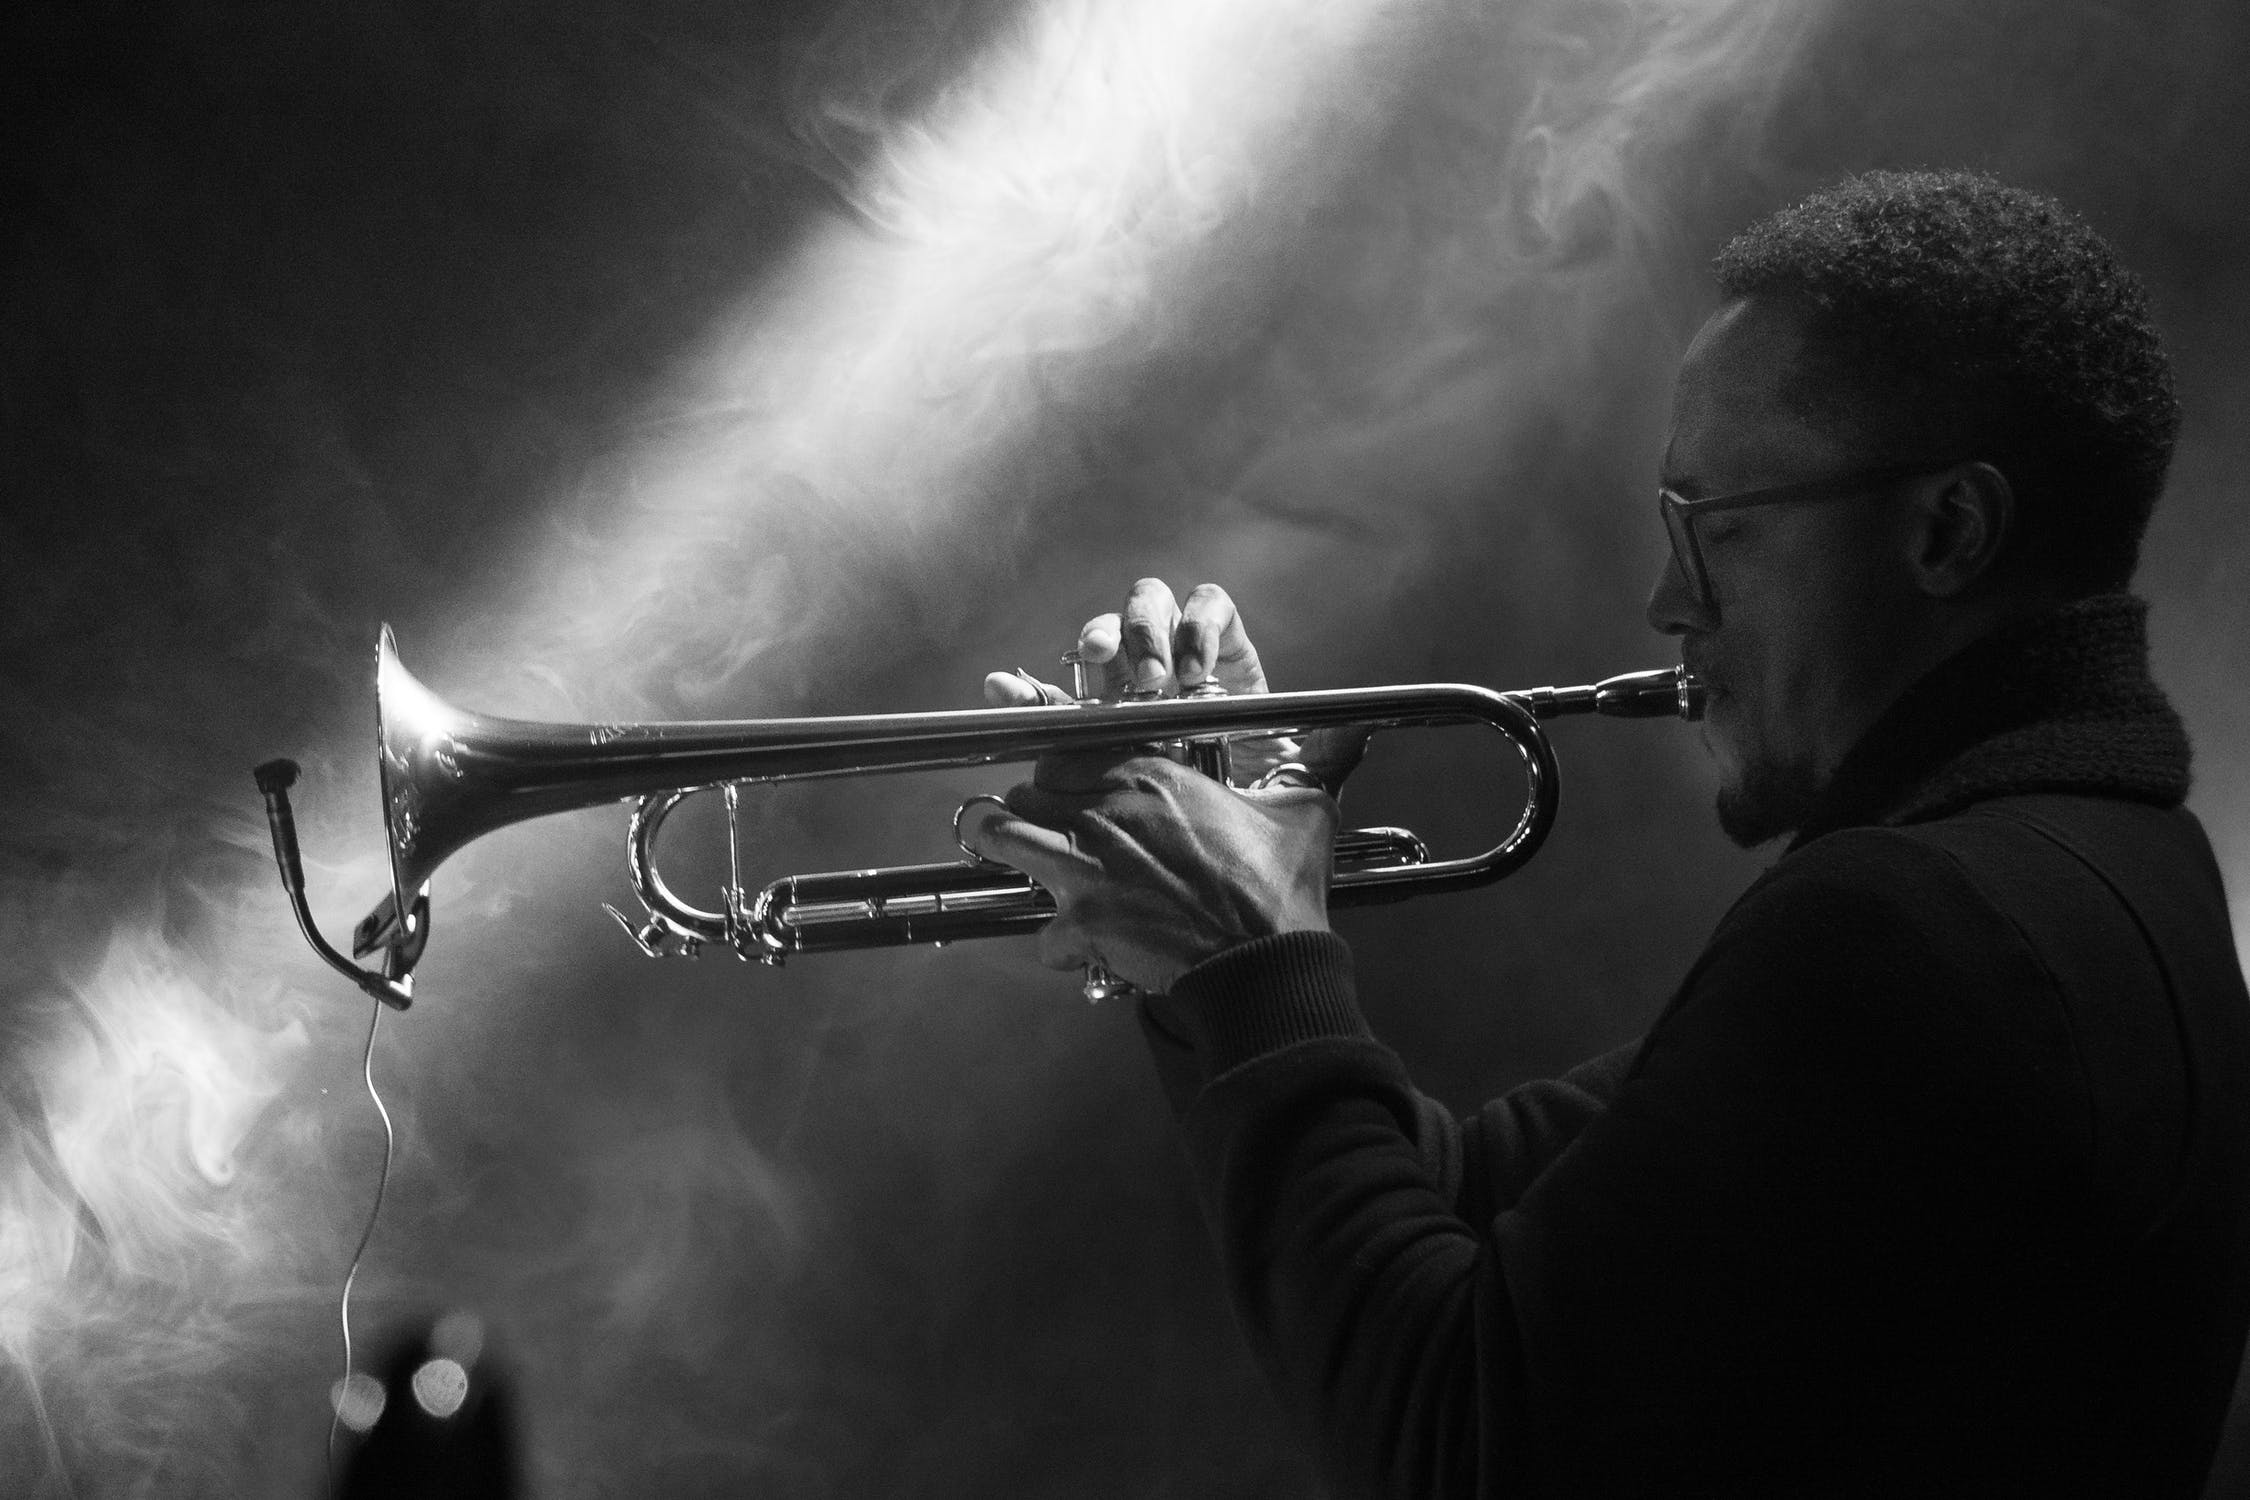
[{"x1": 3, "y1": 0, "x2": 2247, "y2": 1493}]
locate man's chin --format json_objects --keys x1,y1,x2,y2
[
  {"x1": 1714, "y1": 759, "x2": 1823, "y2": 850},
  {"x1": 1715, "y1": 788, "x2": 1794, "y2": 848}
]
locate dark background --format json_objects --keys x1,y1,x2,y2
[{"x1": 4, "y1": 0, "x2": 2247, "y2": 1494}]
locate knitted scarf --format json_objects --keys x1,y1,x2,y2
[{"x1": 1789, "y1": 592, "x2": 2192, "y2": 850}]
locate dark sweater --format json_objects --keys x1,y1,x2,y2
[{"x1": 1142, "y1": 595, "x2": 2250, "y2": 1497}]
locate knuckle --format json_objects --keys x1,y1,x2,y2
[
  {"x1": 1126, "y1": 579, "x2": 1181, "y2": 622},
  {"x1": 1120, "y1": 616, "x2": 1167, "y2": 654},
  {"x1": 1074, "y1": 811, "x2": 1120, "y2": 853},
  {"x1": 1129, "y1": 757, "x2": 1179, "y2": 789}
]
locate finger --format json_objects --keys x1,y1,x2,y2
[
  {"x1": 1173, "y1": 582, "x2": 1258, "y2": 691},
  {"x1": 1226, "y1": 731, "x2": 1304, "y2": 784},
  {"x1": 1236, "y1": 780, "x2": 1338, "y2": 818},
  {"x1": 1237, "y1": 780, "x2": 1343, "y2": 847},
  {"x1": 1076, "y1": 613, "x2": 1135, "y2": 701},
  {"x1": 1077, "y1": 613, "x2": 1121, "y2": 665},
  {"x1": 959, "y1": 801, "x2": 1092, "y2": 893},
  {"x1": 1297, "y1": 725, "x2": 1372, "y2": 789},
  {"x1": 1118, "y1": 577, "x2": 1182, "y2": 694},
  {"x1": 1034, "y1": 911, "x2": 1092, "y2": 973},
  {"x1": 1179, "y1": 582, "x2": 1269, "y2": 694},
  {"x1": 983, "y1": 669, "x2": 1071, "y2": 707},
  {"x1": 984, "y1": 671, "x2": 1040, "y2": 707}
]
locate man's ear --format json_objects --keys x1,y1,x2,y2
[{"x1": 1908, "y1": 462, "x2": 2013, "y2": 598}]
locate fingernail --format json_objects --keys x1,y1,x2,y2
[{"x1": 1135, "y1": 655, "x2": 1165, "y2": 688}]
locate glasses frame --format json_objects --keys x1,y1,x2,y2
[{"x1": 1658, "y1": 463, "x2": 1954, "y2": 614}]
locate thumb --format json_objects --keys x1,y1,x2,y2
[{"x1": 984, "y1": 669, "x2": 1073, "y2": 707}]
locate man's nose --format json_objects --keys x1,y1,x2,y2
[{"x1": 1645, "y1": 550, "x2": 1708, "y2": 636}]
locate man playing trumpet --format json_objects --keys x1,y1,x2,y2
[{"x1": 968, "y1": 170, "x2": 2250, "y2": 1496}]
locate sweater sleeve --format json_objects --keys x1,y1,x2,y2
[
  {"x1": 1138, "y1": 940, "x2": 1638, "y2": 1227},
  {"x1": 1143, "y1": 831, "x2": 2090, "y2": 1498}
]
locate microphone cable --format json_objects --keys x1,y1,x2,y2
[{"x1": 325, "y1": 993, "x2": 394, "y2": 1499}]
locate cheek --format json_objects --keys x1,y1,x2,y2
[
  {"x1": 1716, "y1": 538, "x2": 1857, "y2": 692},
  {"x1": 1697, "y1": 626, "x2": 1794, "y2": 772}
]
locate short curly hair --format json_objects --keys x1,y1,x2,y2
[{"x1": 1713, "y1": 169, "x2": 2178, "y2": 593}]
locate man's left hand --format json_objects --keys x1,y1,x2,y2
[{"x1": 961, "y1": 750, "x2": 1338, "y2": 994}]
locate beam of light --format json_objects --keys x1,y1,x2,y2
[
  {"x1": 391, "y1": 0, "x2": 1844, "y2": 739},
  {"x1": 449, "y1": 0, "x2": 1442, "y2": 712}
]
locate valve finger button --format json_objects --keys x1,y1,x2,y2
[{"x1": 1060, "y1": 649, "x2": 1093, "y2": 704}]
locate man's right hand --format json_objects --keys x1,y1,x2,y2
[
  {"x1": 982, "y1": 578, "x2": 1365, "y2": 793},
  {"x1": 983, "y1": 578, "x2": 1271, "y2": 705}
]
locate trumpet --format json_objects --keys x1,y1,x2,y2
[{"x1": 253, "y1": 627, "x2": 1703, "y2": 1009}]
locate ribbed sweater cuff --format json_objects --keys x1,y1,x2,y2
[{"x1": 1166, "y1": 929, "x2": 1369, "y2": 1076}]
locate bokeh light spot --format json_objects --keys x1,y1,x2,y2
[
  {"x1": 411, "y1": 1356, "x2": 470, "y2": 1419},
  {"x1": 431, "y1": 1309, "x2": 486, "y2": 1367},
  {"x1": 330, "y1": 1371, "x2": 386, "y2": 1433}
]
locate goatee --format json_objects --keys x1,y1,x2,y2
[{"x1": 1715, "y1": 752, "x2": 1825, "y2": 849}]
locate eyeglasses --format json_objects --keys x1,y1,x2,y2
[{"x1": 1658, "y1": 463, "x2": 1951, "y2": 614}]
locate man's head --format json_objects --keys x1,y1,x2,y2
[{"x1": 1646, "y1": 169, "x2": 2179, "y2": 847}]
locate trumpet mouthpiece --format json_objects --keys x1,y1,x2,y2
[{"x1": 1590, "y1": 666, "x2": 1703, "y2": 721}]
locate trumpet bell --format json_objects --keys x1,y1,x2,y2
[{"x1": 357, "y1": 626, "x2": 587, "y2": 958}]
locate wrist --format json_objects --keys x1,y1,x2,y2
[{"x1": 1165, "y1": 930, "x2": 1366, "y2": 1076}]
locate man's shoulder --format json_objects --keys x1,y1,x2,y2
[
  {"x1": 1693, "y1": 794, "x2": 2231, "y2": 1092},
  {"x1": 1719, "y1": 817, "x2": 2006, "y2": 951},
  {"x1": 1683, "y1": 806, "x2": 2105, "y2": 1054},
  {"x1": 1656, "y1": 805, "x2": 2137, "y2": 1157},
  {"x1": 1675, "y1": 818, "x2": 2045, "y2": 1049},
  {"x1": 1746, "y1": 793, "x2": 2217, "y2": 937}
]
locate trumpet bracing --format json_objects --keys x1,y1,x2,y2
[{"x1": 253, "y1": 627, "x2": 1703, "y2": 1009}]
